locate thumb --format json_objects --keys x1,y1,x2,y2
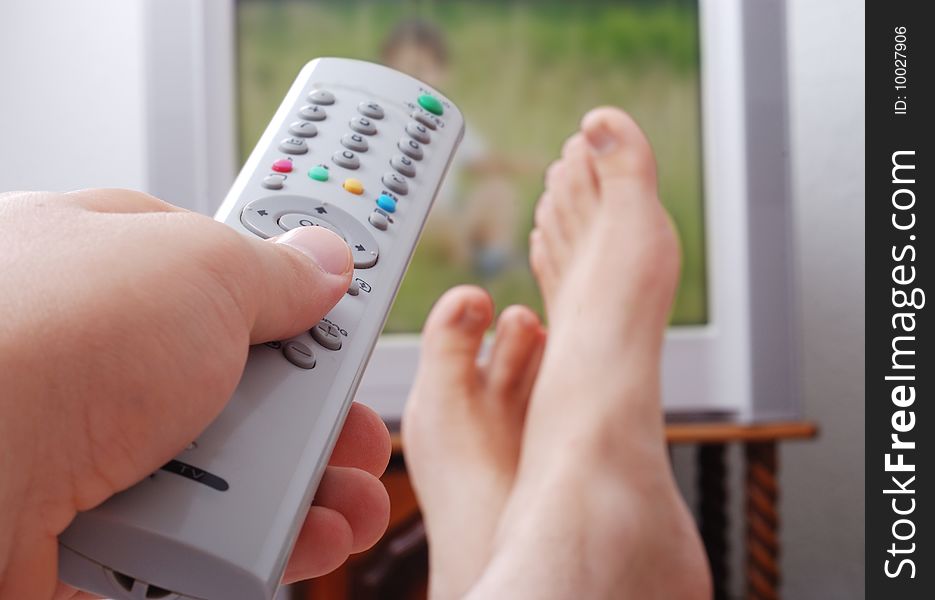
[{"x1": 242, "y1": 226, "x2": 353, "y2": 343}]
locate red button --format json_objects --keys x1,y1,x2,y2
[{"x1": 272, "y1": 159, "x2": 293, "y2": 173}]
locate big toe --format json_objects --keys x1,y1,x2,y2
[
  {"x1": 581, "y1": 107, "x2": 658, "y2": 197},
  {"x1": 414, "y1": 285, "x2": 493, "y2": 391}
]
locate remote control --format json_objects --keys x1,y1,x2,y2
[{"x1": 58, "y1": 58, "x2": 464, "y2": 600}]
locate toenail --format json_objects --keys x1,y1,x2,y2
[
  {"x1": 460, "y1": 303, "x2": 487, "y2": 329},
  {"x1": 585, "y1": 123, "x2": 618, "y2": 155}
]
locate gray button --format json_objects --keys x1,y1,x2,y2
[
  {"x1": 347, "y1": 279, "x2": 360, "y2": 296},
  {"x1": 411, "y1": 110, "x2": 437, "y2": 130},
  {"x1": 382, "y1": 172, "x2": 409, "y2": 195},
  {"x1": 341, "y1": 133, "x2": 369, "y2": 152},
  {"x1": 311, "y1": 321, "x2": 343, "y2": 351},
  {"x1": 332, "y1": 149, "x2": 360, "y2": 169},
  {"x1": 398, "y1": 137, "x2": 423, "y2": 160},
  {"x1": 349, "y1": 116, "x2": 377, "y2": 136},
  {"x1": 289, "y1": 121, "x2": 318, "y2": 137},
  {"x1": 358, "y1": 101, "x2": 385, "y2": 119},
  {"x1": 390, "y1": 154, "x2": 416, "y2": 178},
  {"x1": 277, "y1": 213, "x2": 344, "y2": 237},
  {"x1": 351, "y1": 241, "x2": 378, "y2": 268},
  {"x1": 283, "y1": 341, "x2": 316, "y2": 369},
  {"x1": 308, "y1": 89, "x2": 335, "y2": 105},
  {"x1": 406, "y1": 122, "x2": 431, "y2": 144},
  {"x1": 240, "y1": 195, "x2": 380, "y2": 269},
  {"x1": 369, "y1": 210, "x2": 389, "y2": 231},
  {"x1": 279, "y1": 137, "x2": 308, "y2": 155},
  {"x1": 262, "y1": 174, "x2": 286, "y2": 190},
  {"x1": 298, "y1": 105, "x2": 327, "y2": 121}
]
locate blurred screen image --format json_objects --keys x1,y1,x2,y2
[{"x1": 237, "y1": 0, "x2": 707, "y2": 330}]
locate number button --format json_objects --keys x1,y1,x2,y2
[
  {"x1": 382, "y1": 172, "x2": 409, "y2": 195},
  {"x1": 406, "y1": 122, "x2": 430, "y2": 144},
  {"x1": 390, "y1": 154, "x2": 416, "y2": 178},
  {"x1": 289, "y1": 121, "x2": 318, "y2": 138},
  {"x1": 298, "y1": 105, "x2": 327, "y2": 121},
  {"x1": 307, "y1": 89, "x2": 335, "y2": 105},
  {"x1": 341, "y1": 133, "x2": 369, "y2": 152},
  {"x1": 278, "y1": 137, "x2": 308, "y2": 155},
  {"x1": 398, "y1": 137, "x2": 423, "y2": 160},
  {"x1": 349, "y1": 116, "x2": 377, "y2": 136},
  {"x1": 358, "y1": 101, "x2": 385, "y2": 119},
  {"x1": 332, "y1": 150, "x2": 360, "y2": 170}
]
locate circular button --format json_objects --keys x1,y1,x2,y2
[
  {"x1": 298, "y1": 105, "x2": 326, "y2": 121},
  {"x1": 272, "y1": 159, "x2": 293, "y2": 173},
  {"x1": 341, "y1": 133, "x2": 368, "y2": 152},
  {"x1": 311, "y1": 321, "x2": 343, "y2": 351},
  {"x1": 289, "y1": 121, "x2": 318, "y2": 138},
  {"x1": 358, "y1": 101, "x2": 385, "y2": 119},
  {"x1": 343, "y1": 178, "x2": 364, "y2": 195},
  {"x1": 347, "y1": 279, "x2": 360, "y2": 296},
  {"x1": 417, "y1": 93, "x2": 444, "y2": 116},
  {"x1": 240, "y1": 195, "x2": 380, "y2": 269},
  {"x1": 382, "y1": 172, "x2": 409, "y2": 195},
  {"x1": 332, "y1": 150, "x2": 360, "y2": 170},
  {"x1": 376, "y1": 193, "x2": 397, "y2": 213},
  {"x1": 349, "y1": 116, "x2": 377, "y2": 136},
  {"x1": 283, "y1": 341, "x2": 316, "y2": 369},
  {"x1": 406, "y1": 122, "x2": 430, "y2": 144},
  {"x1": 279, "y1": 137, "x2": 308, "y2": 155},
  {"x1": 390, "y1": 154, "x2": 416, "y2": 178},
  {"x1": 277, "y1": 213, "x2": 343, "y2": 237},
  {"x1": 398, "y1": 137, "x2": 423, "y2": 160},
  {"x1": 308, "y1": 89, "x2": 335, "y2": 105},
  {"x1": 411, "y1": 110, "x2": 437, "y2": 130},
  {"x1": 308, "y1": 165, "x2": 330, "y2": 182}
]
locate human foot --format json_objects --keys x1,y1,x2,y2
[
  {"x1": 403, "y1": 286, "x2": 545, "y2": 599},
  {"x1": 472, "y1": 108, "x2": 710, "y2": 599}
]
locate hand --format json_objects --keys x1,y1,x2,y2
[{"x1": 0, "y1": 190, "x2": 391, "y2": 599}]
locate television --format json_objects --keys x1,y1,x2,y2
[{"x1": 142, "y1": 0, "x2": 799, "y2": 422}]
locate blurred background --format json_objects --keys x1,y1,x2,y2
[{"x1": 236, "y1": 0, "x2": 707, "y2": 331}]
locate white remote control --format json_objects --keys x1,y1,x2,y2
[{"x1": 58, "y1": 58, "x2": 464, "y2": 600}]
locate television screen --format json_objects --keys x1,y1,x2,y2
[{"x1": 236, "y1": 0, "x2": 707, "y2": 329}]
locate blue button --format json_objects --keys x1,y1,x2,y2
[{"x1": 376, "y1": 194, "x2": 397, "y2": 213}]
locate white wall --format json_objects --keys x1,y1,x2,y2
[{"x1": 0, "y1": 1, "x2": 149, "y2": 192}]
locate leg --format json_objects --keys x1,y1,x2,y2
[
  {"x1": 472, "y1": 107, "x2": 711, "y2": 599},
  {"x1": 402, "y1": 286, "x2": 545, "y2": 599},
  {"x1": 745, "y1": 442, "x2": 779, "y2": 600}
]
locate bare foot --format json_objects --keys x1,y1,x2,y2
[
  {"x1": 403, "y1": 286, "x2": 545, "y2": 599},
  {"x1": 471, "y1": 107, "x2": 711, "y2": 599}
]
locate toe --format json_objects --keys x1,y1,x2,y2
[
  {"x1": 529, "y1": 228, "x2": 558, "y2": 312},
  {"x1": 416, "y1": 285, "x2": 493, "y2": 389},
  {"x1": 485, "y1": 305, "x2": 545, "y2": 399},
  {"x1": 581, "y1": 107, "x2": 658, "y2": 197}
]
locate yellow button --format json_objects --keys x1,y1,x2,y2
[{"x1": 342, "y1": 178, "x2": 364, "y2": 195}]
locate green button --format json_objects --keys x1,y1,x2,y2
[
  {"x1": 308, "y1": 165, "x2": 329, "y2": 182},
  {"x1": 418, "y1": 93, "x2": 443, "y2": 116}
]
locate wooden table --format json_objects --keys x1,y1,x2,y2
[{"x1": 300, "y1": 421, "x2": 817, "y2": 600}]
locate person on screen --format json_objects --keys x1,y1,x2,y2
[
  {"x1": 381, "y1": 18, "x2": 526, "y2": 279},
  {"x1": 0, "y1": 109, "x2": 709, "y2": 598}
]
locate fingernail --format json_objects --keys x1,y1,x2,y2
[
  {"x1": 585, "y1": 122, "x2": 618, "y2": 155},
  {"x1": 275, "y1": 227, "x2": 351, "y2": 275}
]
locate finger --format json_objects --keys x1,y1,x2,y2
[
  {"x1": 312, "y1": 466, "x2": 390, "y2": 553},
  {"x1": 240, "y1": 226, "x2": 354, "y2": 343},
  {"x1": 282, "y1": 506, "x2": 353, "y2": 582},
  {"x1": 64, "y1": 188, "x2": 185, "y2": 213},
  {"x1": 328, "y1": 403, "x2": 392, "y2": 477}
]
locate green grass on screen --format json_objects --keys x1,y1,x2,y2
[{"x1": 237, "y1": 0, "x2": 707, "y2": 330}]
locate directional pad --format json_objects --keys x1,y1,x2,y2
[{"x1": 240, "y1": 195, "x2": 380, "y2": 269}]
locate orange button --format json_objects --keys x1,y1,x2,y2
[{"x1": 342, "y1": 178, "x2": 364, "y2": 195}]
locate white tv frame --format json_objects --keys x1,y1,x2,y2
[{"x1": 147, "y1": 0, "x2": 798, "y2": 423}]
